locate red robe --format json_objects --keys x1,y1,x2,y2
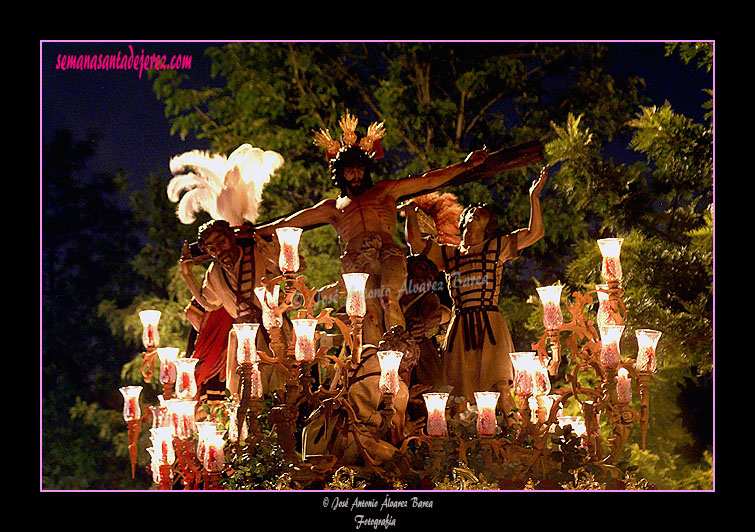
[{"x1": 193, "y1": 307, "x2": 234, "y2": 388}]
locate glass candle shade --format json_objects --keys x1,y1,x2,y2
[
  {"x1": 226, "y1": 399, "x2": 240, "y2": 443},
  {"x1": 343, "y1": 273, "x2": 369, "y2": 317},
  {"x1": 537, "y1": 285, "x2": 564, "y2": 330},
  {"x1": 203, "y1": 431, "x2": 226, "y2": 472},
  {"x1": 227, "y1": 398, "x2": 248, "y2": 444},
  {"x1": 635, "y1": 329, "x2": 662, "y2": 373},
  {"x1": 423, "y1": 392, "x2": 449, "y2": 437},
  {"x1": 530, "y1": 356, "x2": 552, "y2": 396},
  {"x1": 149, "y1": 426, "x2": 176, "y2": 465},
  {"x1": 474, "y1": 392, "x2": 500, "y2": 435},
  {"x1": 156, "y1": 347, "x2": 179, "y2": 385},
  {"x1": 254, "y1": 285, "x2": 282, "y2": 330},
  {"x1": 509, "y1": 352, "x2": 537, "y2": 396},
  {"x1": 157, "y1": 395, "x2": 170, "y2": 427},
  {"x1": 377, "y1": 350, "x2": 404, "y2": 395},
  {"x1": 166, "y1": 399, "x2": 197, "y2": 440},
  {"x1": 146, "y1": 447, "x2": 160, "y2": 484},
  {"x1": 174, "y1": 357, "x2": 199, "y2": 400},
  {"x1": 149, "y1": 404, "x2": 169, "y2": 429},
  {"x1": 276, "y1": 227, "x2": 303, "y2": 273},
  {"x1": 595, "y1": 284, "x2": 618, "y2": 327},
  {"x1": 119, "y1": 386, "x2": 142, "y2": 422},
  {"x1": 599, "y1": 325, "x2": 625, "y2": 369},
  {"x1": 616, "y1": 367, "x2": 632, "y2": 403},
  {"x1": 292, "y1": 318, "x2": 318, "y2": 362},
  {"x1": 598, "y1": 238, "x2": 623, "y2": 283},
  {"x1": 139, "y1": 310, "x2": 161, "y2": 348},
  {"x1": 148, "y1": 395, "x2": 170, "y2": 429},
  {"x1": 233, "y1": 323, "x2": 260, "y2": 365},
  {"x1": 195, "y1": 421, "x2": 220, "y2": 464}
]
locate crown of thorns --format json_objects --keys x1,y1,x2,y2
[{"x1": 312, "y1": 110, "x2": 386, "y2": 161}]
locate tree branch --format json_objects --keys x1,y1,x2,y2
[{"x1": 287, "y1": 44, "x2": 327, "y2": 129}]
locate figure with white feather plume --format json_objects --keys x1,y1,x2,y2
[{"x1": 168, "y1": 143, "x2": 287, "y2": 402}]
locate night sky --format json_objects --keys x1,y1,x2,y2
[{"x1": 40, "y1": 41, "x2": 712, "y2": 199}]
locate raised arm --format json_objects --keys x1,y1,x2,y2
[
  {"x1": 388, "y1": 148, "x2": 489, "y2": 200},
  {"x1": 404, "y1": 205, "x2": 445, "y2": 271},
  {"x1": 255, "y1": 198, "x2": 337, "y2": 237},
  {"x1": 513, "y1": 167, "x2": 547, "y2": 250},
  {"x1": 180, "y1": 241, "x2": 216, "y2": 311}
]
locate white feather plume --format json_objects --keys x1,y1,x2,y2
[{"x1": 167, "y1": 144, "x2": 285, "y2": 226}]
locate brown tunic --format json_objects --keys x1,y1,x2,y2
[{"x1": 440, "y1": 233, "x2": 520, "y2": 402}]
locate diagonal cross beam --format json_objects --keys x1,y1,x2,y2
[{"x1": 396, "y1": 139, "x2": 545, "y2": 203}]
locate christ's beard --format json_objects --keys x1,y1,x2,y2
[{"x1": 344, "y1": 176, "x2": 373, "y2": 196}]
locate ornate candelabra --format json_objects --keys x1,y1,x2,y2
[{"x1": 119, "y1": 233, "x2": 661, "y2": 489}]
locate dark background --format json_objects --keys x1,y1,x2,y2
[{"x1": 41, "y1": 41, "x2": 711, "y2": 194}]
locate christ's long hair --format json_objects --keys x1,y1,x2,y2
[{"x1": 329, "y1": 145, "x2": 375, "y2": 196}]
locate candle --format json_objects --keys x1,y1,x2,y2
[
  {"x1": 617, "y1": 367, "x2": 632, "y2": 403},
  {"x1": 635, "y1": 329, "x2": 662, "y2": 373},
  {"x1": 146, "y1": 447, "x2": 160, "y2": 484},
  {"x1": 119, "y1": 386, "x2": 142, "y2": 422},
  {"x1": 233, "y1": 323, "x2": 260, "y2": 365},
  {"x1": 423, "y1": 392, "x2": 449, "y2": 437},
  {"x1": 180, "y1": 400, "x2": 197, "y2": 440},
  {"x1": 195, "y1": 421, "x2": 220, "y2": 464},
  {"x1": 156, "y1": 395, "x2": 170, "y2": 427},
  {"x1": 292, "y1": 318, "x2": 318, "y2": 362},
  {"x1": 203, "y1": 431, "x2": 226, "y2": 472},
  {"x1": 174, "y1": 357, "x2": 199, "y2": 400},
  {"x1": 474, "y1": 391, "x2": 500, "y2": 435},
  {"x1": 166, "y1": 399, "x2": 197, "y2": 440},
  {"x1": 342, "y1": 273, "x2": 369, "y2": 317},
  {"x1": 595, "y1": 284, "x2": 618, "y2": 327},
  {"x1": 254, "y1": 285, "x2": 281, "y2": 330},
  {"x1": 377, "y1": 350, "x2": 404, "y2": 395},
  {"x1": 536, "y1": 285, "x2": 563, "y2": 330},
  {"x1": 149, "y1": 405, "x2": 165, "y2": 429},
  {"x1": 597, "y1": 238, "x2": 623, "y2": 283},
  {"x1": 531, "y1": 356, "x2": 552, "y2": 396},
  {"x1": 149, "y1": 426, "x2": 175, "y2": 465},
  {"x1": 156, "y1": 347, "x2": 179, "y2": 385},
  {"x1": 276, "y1": 227, "x2": 303, "y2": 273},
  {"x1": 599, "y1": 325, "x2": 625, "y2": 369},
  {"x1": 139, "y1": 310, "x2": 161, "y2": 348},
  {"x1": 509, "y1": 352, "x2": 537, "y2": 396},
  {"x1": 226, "y1": 399, "x2": 240, "y2": 443}
]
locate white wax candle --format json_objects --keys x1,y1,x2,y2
[
  {"x1": 475, "y1": 392, "x2": 500, "y2": 435},
  {"x1": 423, "y1": 393, "x2": 449, "y2": 437},
  {"x1": 617, "y1": 368, "x2": 632, "y2": 403}
]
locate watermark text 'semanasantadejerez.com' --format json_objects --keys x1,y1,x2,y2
[{"x1": 54, "y1": 44, "x2": 192, "y2": 79}]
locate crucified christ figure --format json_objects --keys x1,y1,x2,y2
[{"x1": 256, "y1": 112, "x2": 543, "y2": 348}]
